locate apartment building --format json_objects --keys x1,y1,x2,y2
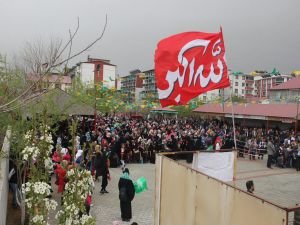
[
  {"x1": 141, "y1": 69, "x2": 158, "y2": 100},
  {"x1": 230, "y1": 73, "x2": 255, "y2": 98},
  {"x1": 269, "y1": 76, "x2": 300, "y2": 102},
  {"x1": 120, "y1": 70, "x2": 144, "y2": 103},
  {"x1": 254, "y1": 75, "x2": 292, "y2": 98},
  {"x1": 71, "y1": 57, "x2": 117, "y2": 89},
  {"x1": 229, "y1": 72, "x2": 292, "y2": 100}
]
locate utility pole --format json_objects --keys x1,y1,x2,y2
[
  {"x1": 295, "y1": 91, "x2": 300, "y2": 133},
  {"x1": 94, "y1": 82, "x2": 97, "y2": 132},
  {"x1": 222, "y1": 88, "x2": 225, "y2": 112}
]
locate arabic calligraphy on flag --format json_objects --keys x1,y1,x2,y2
[{"x1": 155, "y1": 30, "x2": 230, "y2": 107}]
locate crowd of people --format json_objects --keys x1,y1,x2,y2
[
  {"x1": 53, "y1": 116, "x2": 236, "y2": 167},
  {"x1": 50, "y1": 116, "x2": 238, "y2": 222},
  {"x1": 236, "y1": 127, "x2": 300, "y2": 170},
  {"x1": 53, "y1": 116, "x2": 300, "y2": 170},
  {"x1": 8, "y1": 114, "x2": 300, "y2": 223}
]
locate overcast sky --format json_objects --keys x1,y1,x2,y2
[{"x1": 0, "y1": 0, "x2": 299, "y2": 75}]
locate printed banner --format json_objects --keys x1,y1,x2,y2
[
  {"x1": 192, "y1": 152, "x2": 234, "y2": 182},
  {"x1": 155, "y1": 30, "x2": 230, "y2": 107}
]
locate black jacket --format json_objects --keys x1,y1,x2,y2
[
  {"x1": 9, "y1": 160, "x2": 18, "y2": 184},
  {"x1": 94, "y1": 152, "x2": 108, "y2": 176},
  {"x1": 118, "y1": 177, "x2": 135, "y2": 202}
]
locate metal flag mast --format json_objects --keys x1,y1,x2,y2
[
  {"x1": 229, "y1": 90, "x2": 237, "y2": 150},
  {"x1": 229, "y1": 87, "x2": 238, "y2": 182}
]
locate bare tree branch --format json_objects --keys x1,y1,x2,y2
[
  {"x1": 54, "y1": 17, "x2": 80, "y2": 65},
  {"x1": 0, "y1": 15, "x2": 108, "y2": 112},
  {"x1": 0, "y1": 83, "x2": 35, "y2": 110},
  {"x1": 1, "y1": 89, "x2": 47, "y2": 113},
  {"x1": 51, "y1": 14, "x2": 108, "y2": 68},
  {"x1": 65, "y1": 29, "x2": 73, "y2": 69}
]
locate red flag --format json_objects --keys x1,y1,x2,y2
[{"x1": 155, "y1": 30, "x2": 230, "y2": 107}]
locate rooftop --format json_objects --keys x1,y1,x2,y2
[
  {"x1": 78, "y1": 57, "x2": 116, "y2": 66},
  {"x1": 270, "y1": 76, "x2": 300, "y2": 90},
  {"x1": 26, "y1": 73, "x2": 72, "y2": 84},
  {"x1": 151, "y1": 107, "x2": 177, "y2": 112},
  {"x1": 193, "y1": 103, "x2": 300, "y2": 119}
]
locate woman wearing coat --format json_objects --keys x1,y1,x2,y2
[
  {"x1": 118, "y1": 168, "x2": 135, "y2": 222},
  {"x1": 94, "y1": 145, "x2": 109, "y2": 193},
  {"x1": 54, "y1": 160, "x2": 68, "y2": 193}
]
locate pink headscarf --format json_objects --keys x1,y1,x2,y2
[{"x1": 112, "y1": 221, "x2": 123, "y2": 225}]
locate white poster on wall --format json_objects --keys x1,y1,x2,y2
[{"x1": 192, "y1": 152, "x2": 234, "y2": 182}]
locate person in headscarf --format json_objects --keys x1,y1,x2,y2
[
  {"x1": 54, "y1": 160, "x2": 68, "y2": 193},
  {"x1": 75, "y1": 149, "x2": 83, "y2": 165},
  {"x1": 118, "y1": 168, "x2": 135, "y2": 222}
]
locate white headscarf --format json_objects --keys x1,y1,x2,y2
[
  {"x1": 75, "y1": 149, "x2": 83, "y2": 161},
  {"x1": 61, "y1": 148, "x2": 68, "y2": 156}
]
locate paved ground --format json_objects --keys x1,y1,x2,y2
[
  {"x1": 233, "y1": 157, "x2": 300, "y2": 208},
  {"x1": 91, "y1": 163, "x2": 155, "y2": 225},
  {"x1": 44, "y1": 157, "x2": 300, "y2": 225},
  {"x1": 90, "y1": 157, "x2": 300, "y2": 225}
]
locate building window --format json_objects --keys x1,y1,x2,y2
[
  {"x1": 242, "y1": 83, "x2": 245, "y2": 87},
  {"x1": 235, "y1": 82, "x2": 238, "y2": 86},
  {"x1": 242, "y1": 90, "x2": 244, "y2": 94},
  {"x1": 96, "y1": 64, "x2": 101, "y2": 71},
  {"x1": 235, "y1": 89, "x2": 238, "y2": 94}
]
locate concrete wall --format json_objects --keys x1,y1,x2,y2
[
  {"x1": 0, "y1": 129, "x2": 11, "y2": 225},
  {"x1": 155, "y1": 154, "x2": 287, "y2": 225},
  {"x1": 103, "y1": 64, "x2": 116, "y2": 89},
  {"x1": 78, "y1": 63, "x2": 95, "y2": 87}
]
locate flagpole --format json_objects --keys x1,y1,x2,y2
[
  {"x1": 229, "y1": 89, "x2": 237, "y2": 150},
  {"x1": 229, "y1": 88, "x2": 238, "y2": 183},
  {"x1": 222, "y1": 88, "x2": 225, "y2": 112}
]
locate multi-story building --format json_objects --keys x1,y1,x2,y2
[
  {"x1": 141, "y1": 69, "x2": 158, "y2": 100},
  {"x1": 198, "y1": 89, "x2": 220, "y2": 102},
  {"x1": 121, "y1": 70, "x2": 144, "y2": 103},
  {"x1": 119, "y1": 68, "x2": 293, "y2": 104},
  {"x1": 269, "y1": 76, "x2": 300, "y2": 102},
  {"x1": 71, "y1": 57, "x2": 117, "y2": 88},
  {"x1": 228, "y1": 73, "x2": 292, "y2": 100},
  {"x1": 254, "y1": 74, "x2": 292, "y2": 98},
  {"x1": 229, "y1": 73, "x2": 255, "y2": 99},
  {"x1": 115, "y1": 74, "x2": 122, "y2": 91}
]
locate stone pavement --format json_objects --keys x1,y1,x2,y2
[
  {"x1": 232, "y1": 157, "x2": 300, "y2": 208},
  {"x1": 91, "y1": 163, "x2": 155, "y2": 225},
  {"x1": 48, "y1": 157, "x2": 299, "y2": 225},
  {"x1": 91, "y1": 157, "x2": 300, "y2": 225}
]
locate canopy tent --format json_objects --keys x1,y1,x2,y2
[
  {"x1": 150, "y1": 107, "x2": 178, "y2": 114},
  {"x1": 21, "y1": 88, "x2": 95, "y2": 116},
  {"x1": 193, "y1": 103, "x2": 299, "y2": 120},
  {"x1": 149, "y1": 107, "x2": 178, "y2": 119},
  {"x1": 193, "y1": 103, "x2": 300, "y2": 130}
]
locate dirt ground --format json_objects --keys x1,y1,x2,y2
[{"x1": 6, "y1": 191, "x2": 21, "y2": 225}]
